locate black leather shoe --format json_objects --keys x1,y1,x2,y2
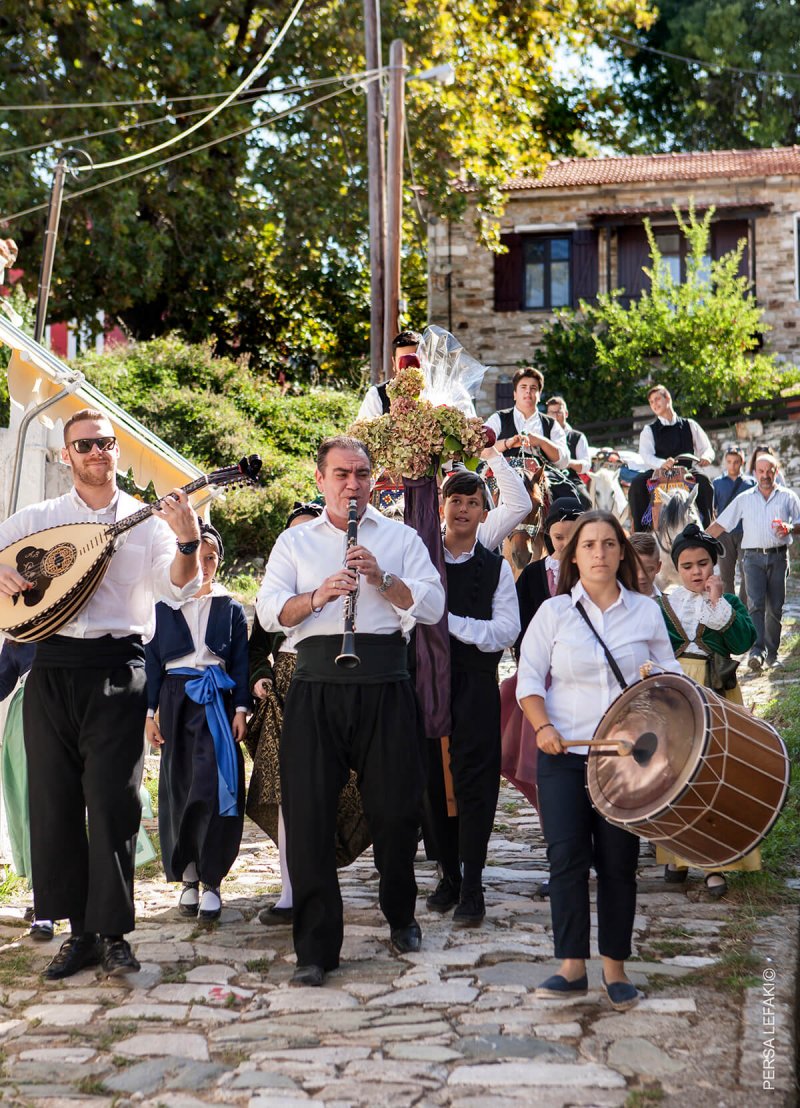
[
  {"x1": 100, "y1": 938, "x2": 140, "y2": 977},
  {"x1": 453, "y1": 888, "x2": 485, "y2": 928},
  {"x1": 425, "y1": 876, "x2": 461, "y2": 913},
  {"x1": 391, "y1": 921, "x2": 422, "y2": 954},
  {"x1": 42, "y1": 935, "x2": 100, "y2": 981},
  {"x1": 291, "y1": 964, "x2": 325, "y2": 987},
  {"x1": 258, "y1": 904, "x2": 293, "y2": 926}
]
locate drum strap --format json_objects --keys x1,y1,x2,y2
[{"x1": 575, "y1": 602, "x2": 628, "y2": 691}]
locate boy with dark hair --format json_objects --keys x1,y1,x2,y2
[
  {"x1": 424, "y1": 470, "x2": 520, "y2": 926},
  {"x1": 357, "y1": 330, "x2": 424, "y2": 420}
]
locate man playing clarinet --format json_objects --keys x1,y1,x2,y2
[{"x1": 257, "y1": 435, "x2": 445, "y2": 986}]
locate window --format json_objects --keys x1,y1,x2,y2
[
  {"x1": 653, "y1": 229, "x2": 710, "y2": 286},
  {"x1": 523, "y1": 236, "x2": 571, "y2": 310}
]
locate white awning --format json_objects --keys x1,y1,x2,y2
[{"x1": 0, "y1": 314, "x2": 205, "y2": 498}]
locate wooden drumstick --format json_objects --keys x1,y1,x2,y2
[{"x1": 559, "y1": 739, "x2": 634, "y2": 756}]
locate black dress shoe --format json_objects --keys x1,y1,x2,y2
[
  {"x1": 258, "y1": 904, "x2": 293, "y2": 926},
  {"x1": 29, "y1": 920, "x2": 55, "y2": 942},
  {"x1": 425, "y1": 876, "x2": 461, "y2": 913},
  {"x1": 100, "y1": 938, "x2": 141, "y2": 977},
  {"x1": 453, "y1": 888, "x2": 486, "y2": 928},
  {"x1": 391, "y1": 921, "x2": 422, "y2": 954},
  {"x1": 42, "y1": 935, "x2": 100, "y2": 981},
  {"x1": 291, "y1": 964, "x2": 325, "y2": 987}
]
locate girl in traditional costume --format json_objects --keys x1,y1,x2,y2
[
  {"x1": 145, "y1": 523, "x2": 250, "y2": 921},
  {"x1": 656, "y1": 523, "x2": 759, "y2": 897}
]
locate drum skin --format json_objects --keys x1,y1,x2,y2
[{"x1": 587, "y1": 673, "x2": 790, "y2": 867}]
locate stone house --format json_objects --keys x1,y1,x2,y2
[{"x1": 427, "y1": 147, "x2": 800, "y2": 417}]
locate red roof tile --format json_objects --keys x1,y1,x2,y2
[{"x1": 488, "y1": 147, "x2": 800, "y2": 192}]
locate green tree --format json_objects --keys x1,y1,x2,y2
[
  {"x1": 0, "y1": 0, "x2": 652, "y2": 378},
  {"x1": 534, "y1": 205, "x2": 782, "y2": 423},
  {"x1": 612, "y1": 0, "x2": 800, "y2": 151}
]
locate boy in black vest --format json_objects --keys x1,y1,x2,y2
[
  {"x1": 629, "y1": 384, "x2": 715, "y2": 530},
  {"x1": 424, "y1": 471, "x2": 521, "y2": 926}
]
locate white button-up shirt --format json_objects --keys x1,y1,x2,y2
[
  {"x1": 477, "y1": 451, "x2": 533, "y2": 551},
  {"x1": 638, "y1": 416, "x2": 714, "y2": 470},
  {"x1": 443, "y1": 542, "x2": 520, "y2": 653},
  {"x1": 716, "y1": 484, "x2": 800, "y2": 549},
  {"x1": 517, "y1": 582, "x2": 680, "y2": 754},
  {"x1": 257, "y1": 505, "x2": 445, "y2": 643},
  {"x1": 0, "y1": 487, "x2": 201, "y2": 642},
  {"x1": 485, "y1": 407, "x2": 570, "y2": 469}
]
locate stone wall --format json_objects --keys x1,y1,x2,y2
[{"x1": 429, "y1": 174, "x2": 800, "y2": 417}]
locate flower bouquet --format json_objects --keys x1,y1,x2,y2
[{"x1": 349, "y1": 363, "x2": 494, "y2": 481}]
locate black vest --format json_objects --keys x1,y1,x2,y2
[
  {"x1": 650, "y1": 417, "x2": 694, "y2": 460},
  {"x1": 497, "y1": 409, "x2": 556, "y2": 460},
  {"x1": 446, "y1": 543, "x2": 504, "y2": 673},
  {"x1": 566, "y1": 428, "x2": 582, "y2": 459},
  {"x1": 376, "y1": 381, "x2": 391, "y2": 414}
]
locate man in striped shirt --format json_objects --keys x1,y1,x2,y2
[{"x1": 708, "y1": 452, "x2": 800, "y2": 671}]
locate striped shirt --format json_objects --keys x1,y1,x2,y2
[{"x1": 716, "y1": 484, "x2": 800, "y2": 549}]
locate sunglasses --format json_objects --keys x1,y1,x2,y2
[{"x1": 67, "y1": 436, "x2": 117, "y2": 454}]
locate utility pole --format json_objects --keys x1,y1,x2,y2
[
  {"x1": 363, "y1": 0, "x2": 386, "y2": 384},
  {"x1": 34, "y1": 156, "x2": 68, "y2": 344},
  {"x1": 383, "y1": 38, "x2": 405, "y2": 376}
]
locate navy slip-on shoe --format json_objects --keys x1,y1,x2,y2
[
  {"x1": 601, "y1": 973, "x2": 640, "y2": 1011},
  {"x1": 535, "y1": 973, "x2": 589, "y2": 998}
]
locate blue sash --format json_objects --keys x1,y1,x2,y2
[{"x1": 171, "y1": 666, "x2": 238, "y2": 817}]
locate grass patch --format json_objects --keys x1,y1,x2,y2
[
  {"x1": 625, "y1": 1085, "x2": 664, "y2": 1106},
  {"x1": 245, "y1": 958, "x2": 273, "y2": 974},
  {"x1": 0, "y1": 868, "x2": 26, "y2": 905},
  {"x1": 91, "y1": 1020, "x2": 138, "y2": 1052},
  {"x1": 754, "y1": 680, "x2": 800, "y2": 878},
  {"x1": 0, "y1": 948, "x2": 36, "y2": 987},
  {"x1": 74, "y1": 1076, "x2": 109, "y2": 1096},
  {"x1": 161, "y1": 965, "x2": 187, "y2": 984},
  {"x1": 222, "y1": 568, "x2": 261, "y2": 605}
]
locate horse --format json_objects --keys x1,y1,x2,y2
[
  {"x1": 654, "y1": 484, "x2": 701, "y2": 590},
  {"x1": 589, "y1": 465, "x2": 630, "y2": 532},
  {"x1": 502, "y1": 459, "x2": 549, "y2": 578}
]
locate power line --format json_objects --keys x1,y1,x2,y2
[
  {"x1": 71, "y1": 0, "x2": 307, "y2": 173},
  {"x1": 607, "y1": 31, "x2": 800, "y2": 83},
  {"x1": 0, "y1": 66, "x2": 381, "y2": 115},
  {"x1": 0, "y1": 74, "x2": 382, "y2": 226},
  {"x1": 0, "y1": 70, "x2": 379, "y2": 162}
]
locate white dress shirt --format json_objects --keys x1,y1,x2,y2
[
  {"x1": 665, "y1": 585, "x2": 732, "y2": 657},
  {"x1": 716, "y1": 485, "x2": 800, "y2": 549},
  {"x1": 485, "y1": 407, "x2": 570, "y2": 469},
  {"x1": 638, "y1": 415, "x2": 714, "y2": 470},
  {"x1": 0, "y1": 487, "x2": 201, "y2": 642},
  {"x1": 517, "y1": 582, "x2": 680, "y2": 754},
  {"x1": 356, "y1": 384, "x2": 386, "y2": 422},
  {"x1": 565, "y1": 423, "x2": 591, "y2": 475},
  {"x1": 477, "y1": 451, "x2": 533, "y2": 550},
  {"x1": 257, "y1": 505, "x2": 445, "y2": 643},
  {"x1": 444, "y1": 543, "x2": 520, "y2": 652}
]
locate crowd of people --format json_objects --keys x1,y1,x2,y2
[{"x1": 0, "y1": 330, "x2": 796, "y2": 1014}]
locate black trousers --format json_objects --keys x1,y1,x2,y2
[
  {"x1": 280, "y1": 677, "x2": 425, "y2": 971},
  {"x1": 424, "y1": 669, "x2": 501, "y2": 877},
  {"x1": 23, "y1": 663, "x2": 147, "y2": 935},
  {"x1": 537, "y1": 751, "x2": 639, "y2": 961},
  {"x1": 158, "y1": 676, "x2": 244, "y2": 887},
  {"x1": 629, "y1": 469, "x2": 714, "y2": 531}
]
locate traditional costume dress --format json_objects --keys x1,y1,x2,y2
[
  {"x1": 145, "y1": 583, "x2": 250, "y2": 894},
  {"x1": 656, "y1": 583, "x2": 761, "y2": 874}
]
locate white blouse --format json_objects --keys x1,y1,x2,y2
[
  {"x1": 663, "y1": 585, "x2": 732, "y2": 657},
  {"x1": 517, "y1": 582, "x2": 681, "y2": 754}
]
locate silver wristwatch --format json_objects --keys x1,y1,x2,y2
[{"x1": 377, "y1": 571, "x2": 395, "y2": 594}]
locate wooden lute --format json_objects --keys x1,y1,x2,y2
[{"x1": 0, "y1": 455, "x2": 262, "y2": 642}]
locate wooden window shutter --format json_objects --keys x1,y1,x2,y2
[
  {"x1": 616, "y1": 225, "x2": 651, "y2": 304},
  {"x1": 572, "y1": 229, "x2": 599, "y2": 305},
  {"x1": 494, "y1": 233, "x2": 523, "y2": 311},
  {"x1": 712, "y1": 220, "x2": 749, "y2": 280}
]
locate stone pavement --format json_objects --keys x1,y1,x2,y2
[{"x1": 0, "y1": 654, "x2": 797, "y2": 1105}]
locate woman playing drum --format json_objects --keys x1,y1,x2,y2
[
  {"x1": 517, "y1": 510, "x2": 680, "y2": 1010},
  {"x1": 655, "y1": 523, "x2": 759, "y2": 897}
]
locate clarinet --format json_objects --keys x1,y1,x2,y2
[{"x1": 335, "y1": 497, "x2": 361, "y2": 668}]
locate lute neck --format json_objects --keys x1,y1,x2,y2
[{"x1": 107, "y1": 474, "x2": 211, "y2": 537}]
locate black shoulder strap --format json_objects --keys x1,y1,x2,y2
[{"x1": 575, "y1": 601, "x2": 628, "y2": 691}]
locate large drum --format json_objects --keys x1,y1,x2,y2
[{"x1": 586, "y1": 673, "x2": 789, "y2": 868}]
